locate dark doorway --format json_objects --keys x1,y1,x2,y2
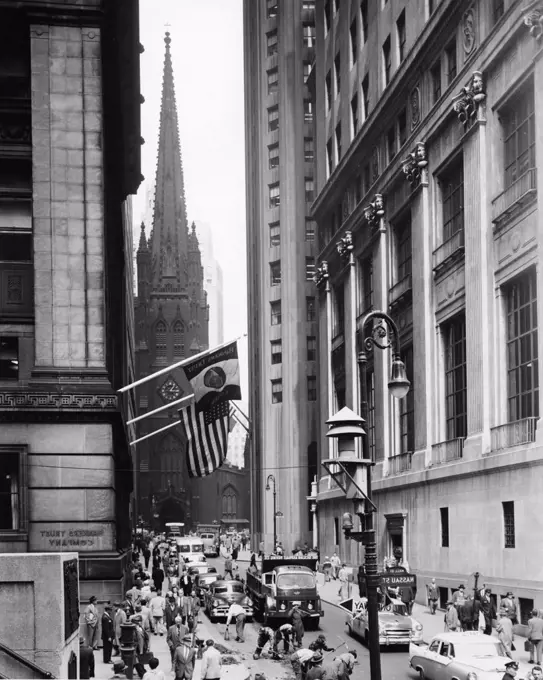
[
  {"x1": 158, "y1": 498, "x2": 185, "y2": 531},
  {"x1": 439, "y1": 586, "x2": 448, "y2": 610}
]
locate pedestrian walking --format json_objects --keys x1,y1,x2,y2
[
  {"x1": 288, "y1": 603, "x2": 305, "y2": 648},
  {"x1": 497, "y1": 613, "x2": 514, "y2": 659},
  {"x1": 337, "y1": 564, "x2": 350, "y2": 600},
  {"x1": 248, "y1": 554, "x2": 259, "y2": 576},
  {"x1": 528, "y1": 609, "x2": 543, "y2": 664},
  {"x1": 84, "y1": 595, "x2": 99, "y2": 649},
  {"x1": 357, "y1": 565, "x2": 366, "y2": 598},
  {"x1": 459, "y1": 596, "x2": 476, "y2": 631},
  {"x1": 131, "y1": 614, "x2": 150, "y2": 679},
  {"x1": 223, "y1": 555, "x2": 234, "y2": 580},
  {"x1": 167, "y1": 615, "x2": 187, "y2": 666},
  {"x1": 165, "y1": 596, "x2": 181, "y2": 629},
  {"x1": 258, "y1": 540, "x2": 265, "y2": 558},
  {"x1": 172, "y1": 634, "x2": 195, "y2": 680},
  {"x1": 501, "y1": 592, "x2": 518, "y2": 625},
  {"x1": 143, "y1": 546, "x2": 151, "y2": 570},
  {"x1": 149, "y1": 590, "x2": 166, "y2": 636},
  {"x1": 225, "y1": 602, "x2": 247, "y2": 642},
  {"x1": 113, "y1": 601, "x2": 127, "y2": 656},
  {"x1": 101, "y1": 605, "x2": 115, "y2": 663},
  {"x1": 79, "y1": 636, "x2": 95, "y2": 679},
  {"x1": 427, "y1": 578, "x2": 438, "y2": 615},
  {"x1": 142, "y1": 656, "x2": 166, "y2": 680},
  {"x1": 445, "y1": 600, "x2": 460, "y2": 631},
  {"x1": 290, "y1": 648, "x2": 314, "y2": 680},
  {"x1": 201, "y1": 639, "x2": 222, "y2": 680},
  {"x1": 452, "y1": 584, "x2": 466, "y2": 611},
  {"x1": 330, "y1": 553, "x2": 341, "y2": 580},
  {"x1": 480, "y1": 588, "x2": 497, "y2": 636},
  {"x1": 152, "y1": 565, "x2": 165, "y2": 594}
]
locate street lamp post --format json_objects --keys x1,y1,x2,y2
[{"x1": 265, "y1": 474, "x2": 277, "y2": 553}]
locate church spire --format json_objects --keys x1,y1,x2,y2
[
  {"x1": 150, "y1": 32, "x2": 189, "y2": 290},
  {"x1": 137, "y1": 222, "x2": 148, "y2": 252}
]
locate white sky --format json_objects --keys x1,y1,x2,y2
[{"x1": 134, "y1": 0, "x2": 249, "y2": 401}]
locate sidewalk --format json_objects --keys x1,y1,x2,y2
[{"x1": 315, "y1": 573, "x2": 531, "y2": 664}]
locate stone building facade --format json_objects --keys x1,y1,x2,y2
[
  {"x1": 311, "y1": 0, "x2": 543, "y2": 614},
  {"x1": 0, "y1": 0, "x2": 142, "y2": 602}
]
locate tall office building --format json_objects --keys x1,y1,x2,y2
[
  {"x1": 243, "y1": 0, "x2": 319, "y2": 550},
  {"x1": 194, "y1": 220, "x2": 224, "y2": 347},
  {"x1": 312, "y1": 0, "x2": 543, "y2": 607}
]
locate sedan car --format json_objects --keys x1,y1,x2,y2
[
  {"x1": 194, "y1": 572, "x2": 221, "y2": 598},
  {"x1": 203, "y1": 580, "x2": 253, "y2": 622},
  {"x1": 409, "y1": 632, "x2": 532, "y2": 680},
  {"x1": 187, "y1": 564, "x2": 217, "y2": 578},
  {"x1": 342, "y1": 597, "x2": 423, "y2": 647}
]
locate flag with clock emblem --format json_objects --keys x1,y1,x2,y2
[{"x1": 178, "y1": 340, "x2": 242, "y2": 477}]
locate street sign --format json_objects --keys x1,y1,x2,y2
[{"x1": 380, "y1": 573, "x2": 416, "y2": 587}]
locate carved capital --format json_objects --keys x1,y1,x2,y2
[
  {"x1": 452, "y1": 70, "x2": 486, "y2": 126},
  {"x1": 402, "y1": 141, "x2": 428, "y2": 186},
  {"x1": 524, "y1": 6, "x2": 543, "y2": 41},
  {"x1": 364, "y1": 194, "x2": 385, "y2": 229},
  {"x1": 314, "y1": 261, "x2": 329, "y2": 288},
  {"x1": 336, "y1": 231, "x2": 353, "y2": 264}
]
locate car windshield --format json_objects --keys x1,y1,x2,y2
[
  {"x1": 214, "y1": 584, "x2": 245, "y2": 595},
  {"x1": 456, "y1": 642, "x2": 507, "y2": 658},
  {"x1": 178, "y1": 546, "x2": 190, "y2": 553},
  {"x1": 391, "y1": 603, "x2": 407, "y2": 615},
  {"x1": 277, "y1": 573, "x2": 315, "y2": 590},
  {"x1": 192, "y1": 545, "x2": 203, "y2": 552}
]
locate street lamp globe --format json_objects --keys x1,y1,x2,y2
[{"x1": 388, "y1": 356, "x2": 411, "y2": 399}]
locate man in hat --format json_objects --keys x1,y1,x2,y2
[
  {"x1": 131, "y1": 613, "x2": 149, "y2": 679},
  {"x1": 101, "y1": 604, "x2": 115, "y2": 663},
  {"x1": 445, "y1": 600, "x2": 460, "y2": 631},
  {"x1": 113, "y1": 601, "x2": 127, "y2": 656},
  {"x1": 290, "y1": 647, "x2": 315, "y2": 680},
  {"x1": 427, "y1": 578, "x2": 439, "y2": 615},
  {"x1": 481, "y1": 588, "x2": 497, "y2": 636},
  {"x1": 79, "y1": 635, "x2": 95, "y2": 680},
  {"x1": 84, "y1": 595, "x2": 99, "y2": 649},
  {"x1": 452, "y1": 584, "x2": 466, "y2": 610},
  {"x1": 501, "y1": 592, "x2": 518, "y2": 624},
  {"x1": 305, "y1": 651, "x2": 324, "y2": 680},
  {"x1": 201, "y1": 639, "x2": 222, "y2": 680},
  {"x1": 172, "y1": 633, "x2": 195, "y2": 679},
  {"x1": 501, "y1": 660, "x2": 519, "y2": 679},
  {"x1": 167, "y1": 614, "x2": 187, "y2": 667}
]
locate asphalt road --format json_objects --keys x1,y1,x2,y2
[{"x1": 200, "y1": 556, "x2": 419, "y2": 680}]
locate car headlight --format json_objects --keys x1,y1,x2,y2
[
  {"x1": 414, "y1": 624, "x2": 423, "y2": 631},
  {"x1": 244, "y1": 597, "x2": 253, "y2": 607},
  {"x1": 266, "y1": 596, "x2": 276, "y2": 609},
  {"x1": 279, "y1": 603, "x2": 286, "y2": 610},
  {"x1": 378, "y1": 625, "x2": 386, "y2": 635},
  {"x1": 213, "y1": 599, "x2": 220, "y2": 606},
  {"x1": 308, "y1": 602, "x2": 314, "y2": 610},
  {"x1": 467, "y1": 674, "x2": 478, "y2": 680}
]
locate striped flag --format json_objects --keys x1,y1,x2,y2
[{"x1": 179, "y1": 340, "x2": 242, "y2": 477}]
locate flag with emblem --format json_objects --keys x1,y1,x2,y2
[{"x1": 179, "y1": 341, "x2": 242, "y2": 477}]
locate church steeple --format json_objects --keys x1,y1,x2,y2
[{"x1": 151, "y1": 32, "x2": 189, "y2": 291}]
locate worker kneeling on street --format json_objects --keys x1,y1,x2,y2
[
  {"x1": 253, "y1": 626, "x2": 279, "y2": 660},
  {"x1": 274, "y1": 623, "x2": 294, "y2": 654},
  {"x1": 290, "y1": 647, "x2": 315, "y2": 680}
]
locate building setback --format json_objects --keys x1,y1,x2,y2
[
  {"x1": 311, "y1": 0, "x2": 543, "y2": 613},
  {"x1": 243, "y1": 0, "x2": 320, "y2": 551},
  {"x1": 0, "y1": 1, "x2": 142, "y2": 602}
]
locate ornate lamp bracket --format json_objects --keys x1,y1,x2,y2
[
  {"x1": 524, "y1": 6, "x2": 543, "y2": 41},
  {"x1": 314, "y1": 260, "x2": 329, "y2": 289},
  {"x1": 363, "y1": 194, "x2": 385, "y2": 230},
  {"x1": 336, "y1": 231, "x2": 354, "y2": 264},
  {"x1": 452, "y1": 70, "x2": 486, "y2": 126},
  {"x1": 402, "y1": 141, "x2": 428, "y2": 187}
]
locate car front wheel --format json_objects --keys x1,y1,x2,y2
[{"x1": 418, "y1": 668, "x2": 425, "y2": 680}]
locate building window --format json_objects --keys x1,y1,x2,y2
[
  {"x1": 0, "y1": 447, "x2": 26, "y2": 532},
  {"x1": 304, "y1": 137, "x2": 314, "y2": 162},
  {"x1": 271, "y1": 300, "x2": 281, "y2": 325},
  {"x1": 398, "y1": 108, "x2": 407, "y2": 148},
  {"x1": 334, "y1": 127, "x2": 342, "y2": 165},
  {"x1": 431, "y1": 60, "x2": 441, "y2": 104},
  {"x1": 305, "y1": 219, "x2": 315, "y2": 242},
  {"x1": 324, "y1": 0, "x2": 331, "y2": 33},
  {"x1": 325, "y1": 71, "x2": 332, "y2": 112},
  {"x1": 359, "y1": 257, "x2": 373, "y2": 314},
  {"x1": 305, "y1": 178, "x2": 314, "y2": 203},
  {"x1": 383, "y1": 35, "x2": 391, "y2": 86},
  {"x1": 307, "y1": 336, "x2": 317, "y2": 361},
  {"x1": 399, "y1": 346, "x2": 414, "y2": 454},
  {"x1": 267, "y1": 68, "x2": 278, "y2": 94},
  {"x1": 303, "y1": 62, "x2": 311, "y2": 83},
  {"x1": 268, "y1": 143, "x2": 279, "y2": 169},
  {"x1": 269, "y1": 182, "x2": 280, "y2": 208},
  {"x1": 361, "y1": 0, "x2": 368, "y2": 43},
  {"x1": 397, "y1": 10, "x2": 406, "y2": 62},
  {"x1": 350, "y1": 20, "x2": 358, "y2": 65},
  {"x1": 446, "y1": 41, "x2": 457, "y2": 83},
  {"x1": 267, "y1": 0, "x2": 278, "y2": 19},
  {"x1": 267, "y1": 30, "x2": 278, "y2": 56},
  {"x1": 441, "y1": 158, "x2": 464, "y2": 242},
  {"x1": 307, "y1": 376, "x2": 317, "y2": 401},
  {"x1": 326, "y1": 138, "x2": 333, "y2": 177},
  {"x1": 493, "y1": 0, "x2": 504, "y2": 23},
  {"x1": 362, "y1": 74, "x2": 369, "y2": 120},
  {"x1": 303, "y1": 24, "x2": 315, "y2": 48},
  {"x1": 268, "y1": 105, "x2": 279, "y2": 131},
  {"x1": 502, "y1": 86, "x2": 535, "y2": 190},
  {"x1": 444, "y1": 314, "x2": 467, "y2": 440},
  {"x1": 304, "y1": 99, "x2": 313, "y2": 122},
  {"x1": 271, "y1": 339, "x2": 282, "y2": 364},
  {"x1": 396, "y1": 214, "x2": 412, "y2": 282},
  {"x1": 271, "y1": 379, "x2": 282, "y2": 404},
  {"x1": 306, "y1": 296, "x2": 316, "y2": 322},
  {"x1": 0, "y1": 337, "x2": 18, "y2": 381},
  {"x1": 303, "y1": 0, "x2": 315, "y2": 8},
  {"x1": 351, "y1": 93, "x2": 359, "y2": 137},
  {"x1": 270, "y1": 260, "x2": 281, "y2": 286},
  {"x1": 306, "y1": 257, "x2": 315, "y2": 281},
  {"x1": 367, "y1": 369, "x2": 376, "y2": 460},
  {"x1": 173, "y1": 321, "x2": 184, "y2": 357},
  {"x1": 440, "y1": 507, "x2": 449, "y2": 547},
  {"x1": 505, "y1": 268, "x2": 539, "y2": 421},
  {"x1": 387, "y1": 126, "x2": 396, "y2": 163},
  {"x1": 333, "y1": 282, "x2": 345, "y2": 337},
  {"x1": 269, "y1": 221, "x2": 280, "y2": 247},
  {"x1": 502, "y1": 501, "x2": 516, "y2": 548},
  {"x1": 155, "y1": 320, "x2": 167, "y2": 358},
  {"x1": 333, "y1": 517, "x2": 339, "y2": 546},
  {"x1": 334, "y1": 53, "x2": 341, "y2": 96}
]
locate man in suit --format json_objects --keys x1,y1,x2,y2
[
  {"x1": 528, "y1": 609, "x2": 543, "y2": 664},
  {"x1": 167, "y1": 614, "x2": 187, "y2": 666},
  {"x1": 79, "y1": 636, "x2": 95, "y2": 679},
  {"x1": 101, "y1": 605, "x2": 115, "y2": 663},
  {"x1": 164, "y1": 596, "x2": 181, "y2": 630},
  {"x1": 173, "y1": 634, "x2": 196, "y2": 680},
  {"x1": 113, "y1": 602, "x2": 127, "y2": 656}
]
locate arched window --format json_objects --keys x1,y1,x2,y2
[
  {"x1": 173, "y1": 321, "x2": 184, "y2": 357},
  {"x1": 156, "y1": 320, "x2": 167, "y2": 358},
  {"x1": 221, "y1": 486, "x2": 238, "y2": 520}
]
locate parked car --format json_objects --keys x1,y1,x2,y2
[
  {"x1": 341, "y1": 597, "x2": 423, "y2": 648},
  {"x1": 194, "y1": 572, "x2": 221, "y2": 598},
  {"x1": 203, "y1": 580, "x2": 253, "y2": 622},
  {"x1": 188, "y1": 565, "x2": 217, "y2": 578},
  {"x1": 409, "y1": 632, "x2": 532, "y2": 680}
]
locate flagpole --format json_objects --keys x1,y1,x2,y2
[
  {"x1": 117, "y1": 333, "x2": 248, "y2": 394},
  {"x1": 129, "y1": 420, "x2": 180, "y2": 446},
  {"x1": 231, "y1": 410, "x2": 250, "y2": 435},
  {"x1": 231, "y1": 400, "x2": 251, "y2": 425},
  {"x1": 126, "y1": 394, "x2": 194, "y2": 425}
]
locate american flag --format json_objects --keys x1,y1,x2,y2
[{"x1": 179, "y1": 400, "x2": 230, "y2": 477}]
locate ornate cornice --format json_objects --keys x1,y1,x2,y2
[
  {"x1": 524, "y1": 6, "x2": 543, "y2": 41},
  {"x1": 364, "y1": 194, "x2": 385, "y2": 229},
  {"x1": 402, "y1": 142, "x2": 428, "y2": 186},
  {"x1": 452, "y1": 70, "x2": 486, "y2": 126},
  {"x1": 314, "y1": 261, "x2": 329, "y2": 289},
  {"x1": 336, "y1": 231, "x2": 353, "y2": 264},
  {"x1": 0, "y1": 392, "x2": 118, "y2": 411}
]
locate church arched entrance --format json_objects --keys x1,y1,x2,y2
[{"x1": 158, "y1": 498, "x2": 185, "y2": 531}]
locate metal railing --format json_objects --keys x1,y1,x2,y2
[
  {"x1": 432, "y1": 229, "x2": 465, "y2": 271},
  {"x1": 430, "y1": 437, "x2": 465, "y2": 465},
  {"x1": 490, "y1": 417, "x2": 538, "y2": 452},
  {"x1": 388, "y1": 275, "x2": 412, "y2": 306},
  {"x1": 492, "y1": 169, "x2": 537, "y2": 222},
  {"x1": 388, "y1": 451, "x2": 413, "y2": 475},
  {"x1": 0, "y1": 642, "x2": 54, "y2": 679}
]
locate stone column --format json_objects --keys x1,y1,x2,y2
[
  {"x1": 316, "y1": 262, "x2": 334, "y2": 458},
  {"x1": 30, "y1": 24, "x2": 106, "y2": 369},
  {"x1": 336, "y1": 232, "x2": 357, "y2": 409}
]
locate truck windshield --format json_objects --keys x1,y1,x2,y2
[{"x1": 277, "y1": 573, "x2": 315, "y2": 590}]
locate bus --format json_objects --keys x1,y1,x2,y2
[{"x1": 165, "y1": 522, "x2": 184, "y2": 539}]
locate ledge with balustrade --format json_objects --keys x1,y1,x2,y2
[
  {"x1": 487, "y1": 417, "x2": 538, "y2": 454},
  {"x1": 492, "y1": 169, "x2": 537, "y2": 228},
  {"x1": 432, "y1": 230, "x2": 465, "y2": 276}
]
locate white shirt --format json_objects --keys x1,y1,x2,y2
[
  {"x1": 226, "y1": 603, "x2": 246, "y2": 626},
  {"x1": 142, "y1": 670, "x2": 165, "y2": 680},
  {"x1": 293, "y1": 648, "x2": 315, "y2": 664},
  {"x1": 201, "y1": 646, "x2": 222, "y2": 679}
]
